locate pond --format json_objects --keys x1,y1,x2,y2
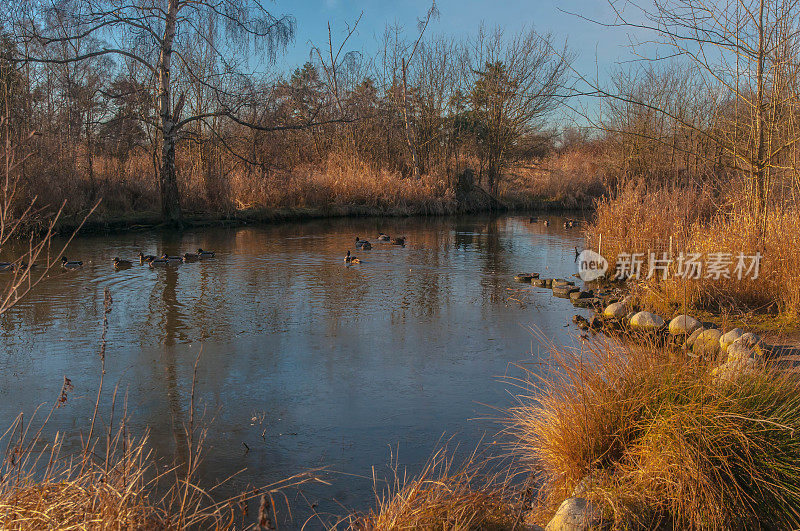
[{"x1": 0, "y1": 214, "x2": 589, "y2": 527}]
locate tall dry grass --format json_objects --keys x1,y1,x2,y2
[
  {"x1": 509, "y1": 338, "x2": 800, "y2": 530},
  {"x1": 587, "y1": 181, "x2": 800, "y2": 316},
  {"x1": 337, "y1": 447, "x2": 518, "y2": 531}
]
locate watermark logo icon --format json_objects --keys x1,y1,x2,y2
[{"x1": 577, "y1": 249, "x2": 608, "y2": 281}]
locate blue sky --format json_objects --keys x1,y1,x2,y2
[{"x1": 268, "y1": 0, "x2": 653, "y2": 125}]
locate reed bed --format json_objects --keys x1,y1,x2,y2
[
  {"x1": 509, "y1": 338, "x2": 800, "y2": 530},
  {"x1": 587, "y1": 182, "x2": 800, "y2": 316}
]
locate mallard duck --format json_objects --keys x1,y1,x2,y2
[
  {"x1": 113, "y1": 257, "x2": 133, "y2": 270},
  {"x1": 0, "y1": 262, "x2": 14, "y2": 272},
  {"x1": 378, "y1": 233, "x2": 390, "y2": 241},
  {"x1": 355, "y1": 237, "x2": 366, "y2": 248},
  {"x1": 361, "y1": 241, "x2": 372, "y2": 250},
  {"x1": 197, "y1": 248, "x2": 215, "y2": 258},
  {"x1": 148, "y1": 256, "x2": 169, "y2": 268},
  {"x1": 182, "y1": 252, "x2": 199, "y2": 262},
  {"x1": 390, "y1": 236, "x2": 405, "y2": 246},
  {"x1": 344, "y1": 250, "x2": 361, "y2": 264},
  {"x1": 16, "y1": 261, "x2": 36, "y2": 271},
  {"x1": 162, "y1": 253, "x2": 183, "y2": 263},
  {"x1": 61, "y1": 256, "x2": 83, "y2": 269},
  {"x1": 137, "y1": 251, "x2": 156, "y2": 263}
]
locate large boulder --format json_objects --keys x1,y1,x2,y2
[
  {"x1": 720, "y1": 328, "x2": 746, "y2": 353},
  {"x1": 603, "y1": 302, "x2": 628, "y2": 319},
  {"x1": 544, "y1": 497, "x2": 600, "y2": 531},
  {"x1": 629, "y1": 311, "x2": 666, "y2": 332},
  {"x1": 515, "y1": 273, "x2": 534, "y2": 283},
  {"x1": 685, "y1": 327, "x2": 706, "y2": 349},
  {"x1": 552, "y1": 279, "x2": 576, "y2": 288},
  {"x1": 669, "y1": 315, "x2": 702, "y2": 336},
  {"x1": 693, "y1": 328, "x2": 723, "y2": 359}
]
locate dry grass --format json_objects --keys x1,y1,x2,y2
[
  {"x1": 503, "y1": 149, "x2": 606, "y2": 209},
  {"x1": 587, "y1": 181, "x2": 800, "y2": 316},
  {"x1": 509, "y1": 337, "x2": 800, "y2": 530},
  {"x1": 338, "y1": 447, "x2": 518, "y2": 531}
]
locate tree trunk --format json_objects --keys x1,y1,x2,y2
[
  {"x1": 401, "y1": 58, "x2": 420, "y2": 179},
  {"x1": 158, "y1": 0, "x2": 182, "y2": 224}
]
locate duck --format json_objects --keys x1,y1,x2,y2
[
  {"x1": 61, "y1": 256, "x2": 83, "y2": 269},
  {"x1": 148, "y1": 256, "x2": 169, "y2": 268},
  {"x1": 137, "y1": 251, "x2": 157, "y2": 263},
  {"x1": 361, "y1": 241, "x2": 372, "y2": 250},
  {"x1": 197, "y1": 248, "x2": 215, "y2": 258},
  {"x1": 390, "y1": 236, "x2": 405, "y2": 246},
  {"x1": 0, "y1": 262, "x2": 14, "y2": 272},
  {"x1": 113, "y1": 257, "x2": 133, "y2": 270},
  {"x1": 162, "y1": 253, "x2": 183, "y2": 263},
  {"x1": 16, "y1": 261, "x2": 36, "y2": 271},
  {"x1": 355, "y1": 237, "x2": 367, "y2": 248},
  {"x1": 344, "y1": 250, "x2": 361, "y2": 264},
  {"x1": 377, "y1": 233, "x2": 390, "y2": 242},
  {"x1": 182, "y1": 252, "x2": 199, "y2": 262}
]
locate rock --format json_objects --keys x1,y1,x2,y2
[
  {"x1": 570, "y1": 290, "x2": 591, "y2": 301},
  {"x1": 685, "y1": 326, "x2": 706, "y2": 349},
  {"x1": 574, "y1": 315, "x2": 590, "y2": 330},
  {"x1": 693, "y1": 328, "x2": 723, "y2": 359},
  {"x1": 725, "y1": 340, "x2": 757, "y2": 363},
  {"x1": 669, "y1": 315, "x2": 702, "y2": 336},
  {"x1": 735, "y1": 332, "x2": 763, "y2": 349},
  {"x1": 589, "y1": 314, "x2": 604, "y2": 330},
  {"x1": 515, "y1": 273, "x2": 534, "y2": 283},
  {"x1": 711, "y1": 355, "x2": 758, "y2": 382},
  {"x1": 552, "y1": 279, "x2": 576, "y2": 288},
  {"x1": 720, "y1": 328, "x2": 745, "y2": 352},
  {"x1": 532, "y1": 272, "x2": 540, "y2": 279},
  {"x1": 545, "y1": 497, "x2": 600, "y2": 531},
  {"x1": 553, "y1": 285, "x2": 580, "y2": 298},
  {"x1": 603, "y1": 302, "x2": 627, "y2": 319},
  {"x1": 531, "y1": 278, "x2": 548, "y2": 288},
  {"x1": 544, "y1": 279, "x2": 553, "y2": 288},
  {"x1": 572, "y1": 297, "x2": 599, "y2": 309},
  {"x1": 629, "y1": 311, "x2": 666, "y2": 332}
]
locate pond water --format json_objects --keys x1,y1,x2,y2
[{"x1": 0, "y1": 214, "x2": 589, "y2": 528}]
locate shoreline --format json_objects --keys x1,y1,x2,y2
[{"x1": 53, "y1": 198, "x2": 595, "y2": 236}]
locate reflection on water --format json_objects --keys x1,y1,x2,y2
[{"x1": 0, "y1": 214, "x2": 587, "y2": 526}]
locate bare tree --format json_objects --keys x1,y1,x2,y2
[
  {"x1": 466, "y1": 26, "x2": 572, "y2": 196},
  {"x1": 10, "y1": 0, "x2": 296, "y2": 223}
]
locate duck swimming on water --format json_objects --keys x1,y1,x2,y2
[
  {"x1": 113, "y1": 257, "x2": 133, "y2": 270},
  {"x1": 197, "y1": 248, "x2": 215, "y2": 258},
  {"x1": 344, "y1": 250, "x2": 361, "y2": 264},
  {"x1": 378, "y1": 233, "x2": 390, "y2": 241},
  {"x1": 61, "y1": 257, "x2": 83, "y2": 269},
  {"x1": 137, "y1": 251, "x2": 156, "y2": 263},
  {"x1": 390, "y1": 236, "x2": 405, "y2": 246}
]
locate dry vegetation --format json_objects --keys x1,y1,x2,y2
[{"x1": 509, "y1": 339, "x2": 800, "y2": 530}]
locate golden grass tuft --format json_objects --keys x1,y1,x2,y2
[
  {"x1": 509, "y1": 337, "x2": 800, "y2": 530},
  {"x1": 340, "y1": 447, "x2": 518, "y2": 531}
]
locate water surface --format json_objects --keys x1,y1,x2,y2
[{"x1": 0, "y1": 214, "x2": 587, "y2": 527}]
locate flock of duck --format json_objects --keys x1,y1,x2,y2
[
  {"x1": 530, "y1": 217, "x2": 577, "y2": 229},
  {"x1": 2, "y1": 234, "x2": 402, "y2": 271},
  {"x1": 0, "y1": 248, "x2": 217, "y2": 273},
  {"x1": 345, "y1": 233, "x2": 405, "y2": 264}
]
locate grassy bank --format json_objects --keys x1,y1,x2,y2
[
  {"x1": 25, "y1": 152, "x2": 601, "y2": 235},
  {"x1": 585, "y1": 182, "x2": 800, "y2": 319}
]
